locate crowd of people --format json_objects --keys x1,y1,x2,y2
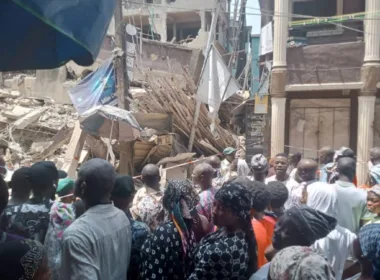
[{"x1": 0, "y1": 145, "x2": 379, "y2": 279}]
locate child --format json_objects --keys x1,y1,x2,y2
[
  {"x1": 266, "y1": 181, "x2": 289, "y2": 219},
  {"x1": 366, "y1": 185, "x2": 380, "y2": 224}
]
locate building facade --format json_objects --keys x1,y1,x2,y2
[{"x1": 259, "y1": 0, "x2": 380, "y2": 185}]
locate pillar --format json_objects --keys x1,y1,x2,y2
[
  {"x1": 357, "y1": 0, "x2": 380, "y2": 185},
  {"x1": 270, "y1": 0, "x2": 289, "y2": 157}
]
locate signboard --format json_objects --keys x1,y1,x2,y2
[{"x1": 254, "y1": 95, "x2": 268, "y2": 114}]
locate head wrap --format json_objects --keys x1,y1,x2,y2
[
  {"x1": 0, "y1": 239, "x2": 44, "y2": 280},
  {"x1": 285, "y1": 206, "x2": 337, "y2": 245},
  {"x1": 214, "y1": 182, "x2": 253, "y2": 221},
  {"x1": 269, "y1": 246, "x2": 335, "y2": 280},
  {"x1": 334, "y1": 147, "x2": 355, "y2": 162},
  {"x1": 163, "y1": 180, "x2": 199, "y2": 258},
  {"x1": 370, "y1": 165, "x2": 380, "y2": 185},
  {"x1": 223, "y1": 147, "x2": 236, "y2": 156},
  {"x1": 359, "y1": 224, "x2": 380, "y2": 269},
  {"x1": 250, "y1": 154, "x2": 268, "y2": 171},
  {"x1": 369, "y1": 185, "x2": 380, "y2": 197},
  {"x1": 57, "y1": 178, "x2": 74, "y2": 197}
]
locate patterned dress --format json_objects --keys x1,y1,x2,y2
[
  {"x1": 196, "y1": 187, "x2": 217, "y2": 230},
  {"x1": 140, "y1": 221, "x2": 195, "y2": 280},
  {"x1": 188, "y1": 229, "x2": 249, "y2": 280}
]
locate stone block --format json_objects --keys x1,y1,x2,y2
[
  {"x1": 3, "y1": 79, "x2": 13, "y2": 88},
  {"x1": 2, "y1": 105, "x2": 32, "y2": 119}
]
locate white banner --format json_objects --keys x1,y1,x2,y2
[{"x1": 260, "y1": 22, "x2": 273, "y2": 55}]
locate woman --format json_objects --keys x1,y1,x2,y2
[
  {"x1": 0, "y1": 239, "x2": 50, "y2": 279},
  {"x1": 140, "y1": 180, "x2": 200, "y2": 280},
  {"x1": 366, "y1": 185, "x2": 380, "y2": 224},
  {"x1": 269, "y1": 246, "x2": 335, "y2": 279},
  {"x1": 189, "y1": 181, "x2": 258, "y2": 279},
  {"x1": 358, "y1": 223, "x2": 380, "y2": 279}
]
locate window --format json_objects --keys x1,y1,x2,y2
[{"x1": 293, "y1": 0, "x2": 337, "y2": 20}]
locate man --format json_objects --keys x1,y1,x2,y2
[
  {"x1": 205, "y1": 156, "x2": 223, "y2": 188},
  {"x1": 327, "y1": 147, "x2": 356, "y2": 184},
  {"x1": 130, "y1": 164, "x2": 164, "y2": 231},
  {"x1": 287, "y1": 152, "x2": 302, "y2": 179},
  {"x1": 265, "y1": 154, "x2": 298, "y2": 197},
  {"x1": 370, "y1": 147, "x2": 380, "y2": 166},
  {"x1": 266, "y1": 181, "x2": 289, "y2": 219},
  {"x1": 0, "y1": 161, "x2": 58, "y2": 243},
  {"x1": 318, "y1": 146, "x2": 335, "y2": 182},
  {"x1": 334, "y1": 157, "x2": 373, "y2": 234},
  {"x1": 193, "y1": 163, "x2": 217, "y2": 227},
  {"x1": 60, "y1": 159, "x2": 131, "y2": 280},
  {"x1": 369, "y1": 147, "x2": 380, "y2": 186},
  {"x1": 7, "y1": 167, "x2": 31, "y2": 207},
  {"x1": 250, "y1": 154, "x2": 268, "y2": 182},
  {"x1": 220, "y1": 147, "x2": 250, "y2": 178}
]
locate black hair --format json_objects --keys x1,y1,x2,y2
[
  {"x1": 10, "y1": 167, "x2": 31, "y2": 198},
  {"x1": 111, "y1": 175, "x2": 135, "y2": 199},
  {"x1": 0, "y1": 176, "x2": 9, "y2": 215},
  {"x1": 267, "y1": 181, "x2": 289, "y2": 208},
  {"x1": 249, "y1": 181, "x2": 271, "y2": 212},
  {"x1": 275, "y1": 153, "x2": 288, "y2": 158}
]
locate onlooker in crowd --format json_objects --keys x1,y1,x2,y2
[
  {"x1": 131, "y1": 164, "x2": 164, "y2": 231},
  {"x1": 370, "y1": 147, "x2": 380, "y2": 169},
  {"x1": 189, "y1": 182, "x2": 258, "y2": 279},
  {"x1": 205, "y1": 156, "x2": 224, "y2": 188},
  {"x1": 265, "y1": 154, "x2": 297, "y2": 209},
  {"x1": 111, "y1": 175, "x2": 150, "y2": 280},
  {"x1": 0, "y1": 239, "x2": 50, "y2": 280},
  {"x1": 366, "y1": 185, "x2": 380, "y2": 225},
  {"x1": 358, "y1": 224, "x2": 380, "y2": 279},
  {"x1": 369, "y1": 164, "x2": 380, "y2": 186},
  {"x1": 60, "y1": 159, "x2": 132, "y2": 280},
  {"x1": 7, "y1": 167, "x2": 31, "y2": 207},
  {"x1": 269, "y1": 246, "x2": 335, "y2": 280},
  {"x1": 249, "y1": 181, "x2": 274, "y2": 268},
  {"x1": 141, "y1": 180, "x2": 199, "y2": 280},
  {"x1": 306, "y1": 182, "x2": 357, "y2": 280},
  {"x1": 334, "y1": 157, "x2": 373, "y2": 234},
  {"x1": 328, "y1": 147, "x2": 356, "y2": 185},
  {"x1": 318, "y1": 146, "x2": 335, "y2": 182},
  {"x1": 221, "y1": 147, "x2": 250, "y2": 178},
  {"x1": 266, "y1": 158, "x2": 276, "y2": 178},
  {"x1": 287, "y1": 152, "x2": 302, "y2": 179},
  {"x1": 266, "y1": 181, "x2": 289, "y2": 219},
  {"x1": 193, "y1": 163, "x2": 217, "y2": 231},
  {"x1": 1, "y1": 161, "x2": 59, "y2": 243},
  {"x1": 56, "y1": 178, "x2": 75, "y2": 203},
  {"x1": 250, "y1": 154, "x2": 268, "y2": 182}
]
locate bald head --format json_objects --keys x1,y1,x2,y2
[
  {"x1": 141, "y1": 164, "x2": 160, "y2": 189},
  {"x1": 337, "y1": 157, "x2": 356, "y2": 182},
  {"x1": 192, "y1": 163, "x2": 215, "y2": 190},
  {"x1": 297, "y1": 159, "x2": 318, "y2": 182},
  {"x1": 75, "y1": 158, "x2": 116, "y2": 207},
  {"x1": 371, "y1": 147, "x2": 380, "y2": 165},
  {"x1": 205, "y1": 156, "x2": 221, "y2": 169},
  {"x1": 319, "y1": 146, "x2": 335, "y2": 165}
]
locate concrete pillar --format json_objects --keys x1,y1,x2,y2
[
  {"x1": 271, "y1": 98, "x2": 287, "y2": 157},
  {"x1": 357, "y1": 96, "x2": 376, "y2": 185},
  {"x1": 173, "y1": 22, "x2": 177, "y2": 41},
  {"x1": 199, "y1": 11, "x2": 206, "y2": 31},
  {"x1": 364, "y1": 0, "x2": 380, "y2": 63},
  {"x1": 270, "y1": 0, "x2": 289, "y2": 157}
]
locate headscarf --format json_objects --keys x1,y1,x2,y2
[
  {"x1": 286, "y1": 206, "x2": 337, "y2": 245},
  {"x1": 0, "y1": 239, "x2": 44, "y2": 280},
  {"x1": 269, "y1": 246, "x2": 335, "y2": 280},
  {"x1": 250, "y1": 154, "x2": 268, "y2": 172},
  {"x1": 369, "y1": 185, "x2": 380, "y2": 197},
  {"x1": 359, "y1": 223, "x2": 380, "y2": 272},
  {"x1": 223, "y1": 147, "x2": 236, "y2": 156},
  {"x1": 370, "y1": 165, "x2": 380, "y2": 185},
  {"x1": 56, "y1": 178, "x2": 74, "y2": 197},
  {"x1": 306, "y1": 184, "x2": 337, "y2": 218},
  {"x1": 214, "y1": 182, "x2": 253, "y2": 221},
  {"x1": 163, "y1": 180, "x2": 199, "y2": 257}
]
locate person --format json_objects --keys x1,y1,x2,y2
[
  {"x1": 287, "y1": 152, "x2": 301, "y2": 179},
  {"x1": 0, "y1": 161, "x2": 59, "y2": 243},
  {"x1": 287, "y1": 158, "x2": 319, "y2": 209},
  {"x1": 44, "y1": 201, "x2": 75, "y2": 280},
  {"x1": 358, "y1": 224, "x2": 380, "y2": 279},
  {"x1": 205, "y1": 156, "x2": 224, "y2": 188},
  {"x1": 250, "y1": 154, "x2": 269, "y2": 182},
  {"x1": 344, "y1": 238, "x2": 374, "y2": 280},
  {"x1": 268, "y1": 246, "x2": 335, "y2": 280},
  {"x1": 141, "y1": 180, "x2": 199, "y2": 280},
  {"x1": 328, "y1": 147, "x2": 356, "y2": 184},
  {"x1": 318, "y1": 146, "x2": 335, "y2": 182},
  {"x1": 221, "y1": 147, "x2": 250, "y2": 178},
  {"x1": 56, "y1": 178, "x2": 75, "y2": 203},
  {"x1": 366, "y1": 185, "x2": 380, "y2": 224},
  {"x1": 0, "y1": 239, "x2": 50, "y2": 280},
  {"x1": 266, "y1": 158, "x2": 276, "y2": 178},
  {"x1": 250, "y1": 206, "x2": 336, "y2": 280},
  {"x1": 249, "y1": 181, "x2": 274, "y2": 268},
  {"x1": 110, "y1": 175, "x2": 150, "y2": 280},
  {"x1": 266, "y1": 181, "x2": 288, "y2": 219},
  {"x1": 7, "y1": 167, "x2": 31, "y2": 207},
  {"x1": 60, "y1": 159, "x2": 132, "y2": 280},
  {"x1": 370, "y1": 147, "x2": 380, "y2": 167},
  {"x1": 334, "y1": 157, "x2": 373, "y2": 234},
  {"x1": 0, "y1": 156, "x2": 12, "y2": 183},
  {"x1": 193, "y1": 163, "x2": 217, "y2": 231},
  {"x1": 369, "y1": 164, "x2": 380, "y2": 186},
  {"x1": 306, "y1": 181, "x2": 357, "y2": 280},
  {"x1": 131, "y1": 164, "x2": 164, "y2": 231},
  {"x1": 189, "y1": 182, "x2": 258, "y2": 279},
  {"x1": 265, "y1": 154, "x2": 298, "y2": 209}
]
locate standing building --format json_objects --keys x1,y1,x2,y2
[{"x1": 259, "y1": 0, "x2": 380, "y2": 185}]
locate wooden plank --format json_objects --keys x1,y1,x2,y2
[{"x1": 14, "y1": 107, "x2": 48, "y2": 129}]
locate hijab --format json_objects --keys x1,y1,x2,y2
[{"x1": 370, "y1": 165, "x2": 380, "y2": 185}]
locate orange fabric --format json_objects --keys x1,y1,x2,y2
[
  {"x1": 252, "y1": 216, "x2": 276, "y2": 268},
  {"x1": 353, "y1": 175, "x2": 358, "y2": 187}
]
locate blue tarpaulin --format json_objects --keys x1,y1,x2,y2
[{"x1": 0, "y1": 0, "x2": 116, "y2": 71}]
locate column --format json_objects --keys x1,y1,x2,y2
[
  {"x1": 271, "y1": 98, "x2": 286, "y2": 157},
  {"x1": 364, "y1": 0, "x2": 380, "y2": 63},
  {"x1": 270, "y1": 0, "x2": 289, "y2": 157}
]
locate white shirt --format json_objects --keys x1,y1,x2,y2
[
  {"x1": 312, "y1": 225, "x2": 357, "y2": 280},
  {"x1": 334, "y1": 180, "x2": 373, "y2": 234},
  {"x1": 265, "y1": 175, "x2": 299, "y2": 209}
]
